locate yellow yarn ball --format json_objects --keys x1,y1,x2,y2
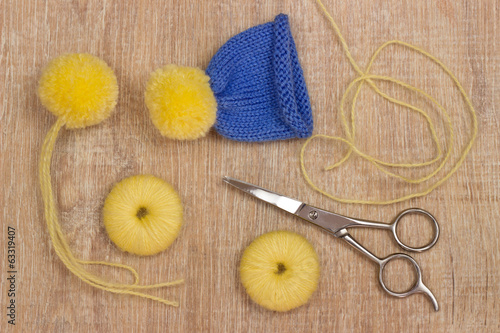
[
  {"x1": 145, "y1": 64, "x2": 217, "y2": 140},
  {"x1": 103, "y1": 175, "x2": 183, "y2": 256},
  {"x1": 38, "y1": 53, "x2": 118, "y2": 128},
  {"x1": 240, "y1": 231, "x2": 320, "y2": 312}
]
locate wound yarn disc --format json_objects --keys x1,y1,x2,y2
[
  {"x1": 103, "y1": 175, "x2": 183, "y2": 256},
  {"x1": 240, "y1": 230, "x2": 320, "y2": 312}
]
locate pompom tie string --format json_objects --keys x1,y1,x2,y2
[{"x1": 39, "y1": 118, "x2": 183, "y2": 306}]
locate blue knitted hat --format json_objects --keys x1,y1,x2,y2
[{"x1": 206, "y1": 14, "x2": 313, "y2": 142}]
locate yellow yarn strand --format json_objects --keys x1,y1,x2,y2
[
  {"x1": 39, "y1": 119, "x2": 183, "y2": 306},
  {"x1": 299, "y1": 0, "x2": 478, "y2": 205}
]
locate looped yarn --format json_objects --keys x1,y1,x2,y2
[{"x1": 299, "y1": 0, "x2": 478, "y2": 204}]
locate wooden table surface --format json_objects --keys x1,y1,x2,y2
[{"x1": 1, "y1": 0, "x2": 498, "y2": 331}]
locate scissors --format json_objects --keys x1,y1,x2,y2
[{"x1": 223, "y1": 176, "x2": 440, "y2": 311}]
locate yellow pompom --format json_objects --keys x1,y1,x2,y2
[
  {"x1": 240, "y1": 231, "x2": 320, "y2": 312},
  {"x1": 38, "y1": 53, "x2": 118, "y2": 128},
  {"x1": 103, "y1": 175, "x2": 183, "y2": 256},
  {"x1": 145, "y1": 64, "x2": 217, "y2": 140}
]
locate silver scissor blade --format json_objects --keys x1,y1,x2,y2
[
  {"x1": 222, "y1": 176, "x2": 304, "y2": 214},
  {"x1": 223, "y1": 176, "x2": 360, "y2": 236}
]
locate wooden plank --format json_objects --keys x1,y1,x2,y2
[{"x1": 1, "y1": 0, "x2": 498, "y2": 331}]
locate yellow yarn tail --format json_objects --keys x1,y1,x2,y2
[
  {"x1": 299, "y1": 0, "x2": 478, "y2": 204},
  {"x1": 39, "y1": 118, "x2": 183, "y2": 306}
]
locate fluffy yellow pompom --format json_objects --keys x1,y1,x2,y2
[
  {"x1": 145, "y1": 64, "x2": 217, "y2": 140},
  {"x1": 38, "y1": 53, "x2": 118, "y2": 128},
  {"x1": 240, "y1": 231, "x2": 320, "y2": 312},
  {"x1": 103, "y1": 175, "x2": 183, "y2": 256}
]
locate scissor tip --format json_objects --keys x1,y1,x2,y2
[{"x1": 222, "y1": 176, "x2": 236, "y2": 185}]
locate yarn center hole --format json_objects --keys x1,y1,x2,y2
[
  {"x1": 136, "y1": 206, "x2": 149, "y2": 219},
  {"x1": 275, "y1": 262, "x2": 287, "y2": 275}
]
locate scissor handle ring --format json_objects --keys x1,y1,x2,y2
[
  {"x1": 378, "y1": 253, "x2": 421, "y2": 297},
  {"x1": 378, "y1": 253, "x2": 440, "y2": 310},
  {"x1": 391, "y1": 208, "x2": 440, "y2": 252}
]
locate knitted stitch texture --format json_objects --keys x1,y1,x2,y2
[{"x1": 206, "y1": 14, "x2": 313, "y2": 142}]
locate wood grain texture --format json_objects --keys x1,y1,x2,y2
[{"x1": 1, "y1": 0, "x2": 498, "y2": 331}]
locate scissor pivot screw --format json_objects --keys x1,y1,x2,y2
[{"x1": 309, "y1": 211, "x2": 318, "y2": 220}]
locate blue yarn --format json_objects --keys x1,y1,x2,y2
[{"x1": 206, "y1": 14, "x2": 313, "y2": 142}]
